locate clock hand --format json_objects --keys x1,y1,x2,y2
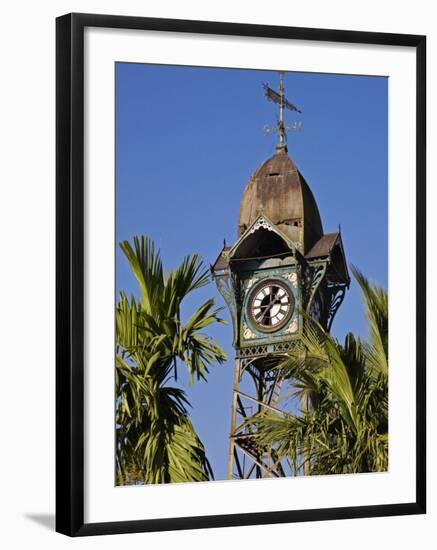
[
  {"x1": 258, "y1": 301, "x2": 274, "y2": 322},
  {"x1": 258, "y1": 306, "x2": 271, "y2": 322}
]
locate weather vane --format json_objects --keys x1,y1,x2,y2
[{"x1": 263, "y1": 71, "x2": 302, "y2": 150}]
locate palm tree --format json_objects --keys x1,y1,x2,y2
[
  {"x1": 247, "y1": 267, "x2": 388, "y2": 475},
  {"x1": 116, "y1": 236, "x2": 227, "y2": 484}
]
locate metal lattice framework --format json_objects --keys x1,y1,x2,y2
[
  {"x1": 236, "y1": 341, "x2": 297, "y2": 359},
  {"x1": 228, "y1": 355, "x2": 299, "y2": 480},
  {"x1": 226, "y1": 276, "x2": 347, "y2": 480}
]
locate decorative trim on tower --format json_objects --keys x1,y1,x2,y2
[
  {"x1": 248, "y1": 216, "x2": 274, "y2": 234},
  {"x1": 227, "y1": 213, "x2": 300, "y2": 261}
]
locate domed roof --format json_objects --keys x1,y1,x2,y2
[{"x1": 238, "y1": 148, "x2": 323, "y2": 254}]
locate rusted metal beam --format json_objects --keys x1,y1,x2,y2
[
  {"x1": 236, "y1": 389, "x2": 287, "y2": 416},
  {"x1": 233, "y1": 447, "x2": 244, "y2": 479},
  {"x1": 244, "y1": 462, "x2": 257, "y2": 479},
  {"x1": 234, "y1": 441, "x2": 280, "y2": 478},
  {"x1": 227, "y1": 358, "x2": 240, "y2": 480}
]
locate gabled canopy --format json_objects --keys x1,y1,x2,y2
[
  {"x1": 228, "y1": 214, "x2": 298, "y2": 262},
  {"x1": 306, "y1": 232, "x2": 350, "y2": 285}
]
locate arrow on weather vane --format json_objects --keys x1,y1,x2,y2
[{"x1": 263, "y1": 72, "x2": 302, "y2": 150}]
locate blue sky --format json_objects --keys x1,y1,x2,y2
[{"x1": 116, "y1": 63, "x2": 388, "y2": 481}]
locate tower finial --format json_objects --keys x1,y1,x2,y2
[
  {"x1": 263, "y1": 72, "x2": 302, "y2": 152},
  {"x1": 278, "y1": 71, "x2": 286, "y2": 149}
]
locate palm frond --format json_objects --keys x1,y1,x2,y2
[
  {"x1": 246, "y1": 269, "x2": 388, "y2": 476},
  {"x1": 352, "y1": 266, "x2": 388, "y2": 376},
  {"x1": 115, "y1": 235, "x2": 226, "y2": 484}
]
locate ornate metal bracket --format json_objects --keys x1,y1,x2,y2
[
  {"x1": 305, "y1": 262, "x2": 327, "y2": 312},
  {"x1": 326, "y1": 284, "x2": 347, "y2": 332},
  {"x1": 214, "y1": 270, "x2": 239, "y2": 346}
]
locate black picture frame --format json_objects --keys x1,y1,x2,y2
[{"x1": 56, "y1": 12, "x2": 426, "y2": 537}]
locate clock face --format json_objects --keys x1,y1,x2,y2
[{"x1": 248, "y1": 279, "x2": 294, "y2": 333}]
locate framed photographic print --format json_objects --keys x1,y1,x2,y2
[{"x1": 56, "y1": 13, "x2": 426, "y2": 536}]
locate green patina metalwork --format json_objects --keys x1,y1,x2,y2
[
  {"x1": 239, "y1": 264, "x2": 302, "y2": 347},
  {"x1": 211, "y1": 133, "x2": 350, "y2": 480}
]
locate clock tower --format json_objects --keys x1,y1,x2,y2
[{"x1": 212, "y1": 74, "x2": 350, "y2": 479}]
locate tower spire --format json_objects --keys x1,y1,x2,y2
[{"x1": 263, "y1": 71, "x2": 302, "y2": 152}]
